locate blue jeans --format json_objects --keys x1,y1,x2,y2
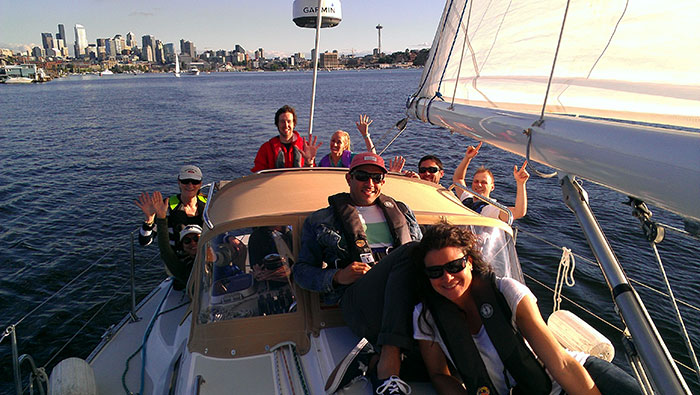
[{"x1": 560, "y1": 356, "x2": 642, "y2": 395}]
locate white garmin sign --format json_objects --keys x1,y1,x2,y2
[{"x1": 292, "y1": 0, "x2": 342, "y2": 28}]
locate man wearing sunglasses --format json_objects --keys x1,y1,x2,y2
[
  {"x1": 404, "y1": 155, "x2": 446, "y2": 185},
  {"x1": 136, "y1": 164, "x2": 207, "y2": 253},
  {"x1": 293, "y1": 152, "x2": 422, "y2": 395}
]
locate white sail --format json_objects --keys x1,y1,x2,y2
[
  {"x1": 410, "y1": 0, "x2": 700, "y2": 220},
  {"x1": 174, "y1": 53, "x2": 181, "y2": 77}
]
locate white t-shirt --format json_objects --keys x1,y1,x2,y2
[
  {"x1": 355, "y1": 205, "x2": 392, "y2": 249},
  {"x1": 459, "y1": 191, "x2": 501, "y2": 219},
  {"x1": 413, "y1": 277, "x2": 588, "y2": 395}
]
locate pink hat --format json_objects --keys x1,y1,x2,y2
[{"x1": 349, "y1": 152, "x2": 387, "y2": 173}]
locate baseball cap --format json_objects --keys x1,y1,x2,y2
[
  {"x1": 348, "y1": 152, "x2": 387, "y2": 173},
  {"x1": 178, "y1": 165, "x2": 203, "y2": 181},
  {"x1": 180, "y1": 224, "x2": 203, "y2": 241}
]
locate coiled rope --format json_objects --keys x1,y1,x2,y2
[{"x1": 553, "y1": 247, "x2": 576, "y2": 313}]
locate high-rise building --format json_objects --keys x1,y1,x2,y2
[
  {"x1": 32, "y1": 46, "x2": 45, "y2": 58},
  {"x1": 125, "y1": 32, "x2": 135, "y2": 49},
  {"x1": 180, "y1": 39, "x2": 196, "y2": 58},
  {"x1": 41, "y1": 33, "x2": 54, "y2": 50},
  {"x1": 155, "y1": 40, "x2": 165, "y2": 64},
  {"x1": 142, "y1": 35, "x2": 155, "y2": 61},
  {"x1": 74, "y1": 24, "x2": 88, "y2": 58},
  {"x1": 57, "y1": 24, "x2": 66, "y2": 42},
  {"x1": 234, "y1": 44, "x2": 245, "y2": 54},
  {"x1": 113, "y1": 35, "x2": 125, "y2": 54},
  {"x1": 258, "y1": 48, "x2": 264, "y2": 60}
]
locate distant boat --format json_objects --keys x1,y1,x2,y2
[
  {"x1": 174, "y1": 53, "x2": 181, "y2": 78},
  {"x1": 186, "y1": 66, "x2": 200, "y2": 76},
  {"x1": 99, "y1": 69, "x2": 113, "y2": 76},
  {"x1": 3, "y1": 77, "x2": 34, "y2": 84}
]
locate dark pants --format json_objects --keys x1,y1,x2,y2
[
  {"x1": 560, "y1": 356, "x2": 643, "y2": 395},
  {"x1": 340, "y1": 242, "x2": 419, "y2": 351}
]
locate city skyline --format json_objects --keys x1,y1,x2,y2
[{"x1": 1, "y1": 0, "x2": 443, "y2": 58}]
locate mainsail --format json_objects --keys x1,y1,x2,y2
[{"x1": 409, "y1": 0, "x2": 700, "y2": 220}]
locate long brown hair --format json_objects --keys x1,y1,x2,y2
[{"x1": 414, "y1": 221, "x2": 491, "y2": 336}]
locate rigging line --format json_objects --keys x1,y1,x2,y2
[
  {"x1": 408, "y1": 0, "x2": 457, "y2": 108},
  {"x1": 538, "y1": 0, "x2": 572, "y2": 122},
  {"x1": 449, "y1": 0, "x2": 474, "y2": 109},
  {"x1": 516, "y1": 226, "x2": 700, "y2": 312},
  {"x1": 523, "y1": 272, "x2": 623, "y2": 333},
  {"x1": 44, "y1": 275, "x2": 131, "y2": 368},
  {"x1": 649, "y1": 242, "x2": 700, "y2": 384},
  {"x1": 525, "y1": 275, "x2": 699, "y2": 376},
  {"x1": 435, "y1": 0, "x2": 470, "y2": 96},
  {"x1": 9, "y1": 243, "x2": 120, "y2": 328}
]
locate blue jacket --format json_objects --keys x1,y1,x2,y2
[{"x1": 293, "y1": 198, "x2": 421, "y2": 305}]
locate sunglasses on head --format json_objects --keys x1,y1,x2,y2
[
  {"x1": 182, "y1": 234, "x2": 200, "y2": 245},
  {"x1": 352, "y1": 170, "x2": 385, "y2": 183},
  {"x1": 419, "y1": 166, "x2": 441, "y2": 174},
  {"x1": 424, "y1": 256, "x2": 468, "y2": 279},
  {"x1": 179, "y1": 179, "x2": 201, "y2": 185}
]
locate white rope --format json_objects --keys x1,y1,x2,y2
[{"x1": 553, "y1": 247, "x2": 576, "y2": 313}]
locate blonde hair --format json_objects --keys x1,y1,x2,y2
[{"x1": 333, "y1": 130, "x2": 352, "y2": 152}]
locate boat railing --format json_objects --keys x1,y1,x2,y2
[
  {"x1": 2, "y1": 227, "x2": 162, "y2": 395},
  {"x1": 449, "y1": 183, "x2": 514, "y2": 225}
]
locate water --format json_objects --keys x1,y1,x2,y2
[{"x1": 1, "y1": 70, "x2": 698, "y2": 392}]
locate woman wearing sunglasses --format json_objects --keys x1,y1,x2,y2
[
  {"x1": 318, "y1": 114, "x2": 377, "y2": 167},
  {"x1": 413, "y1": 223, "x2": 641, "y2": 395},
  {"x1": 136, "y1": 165, "x2": 207, "y2": 254}
]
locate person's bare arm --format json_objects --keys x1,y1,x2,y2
[
  {"x1": 499, "y1": 160, "x2": 529, "y2": 221},
  {"x1": 356, "y1": 114, "x2": 376, "y2": 153},
  {"x1": 453, "y1": 142, "x2": 482, "y2": 187},
  {"x1": 418, "y1": 339, "x2": 467, "y2": 394},
  {"x1": 516, "y1": 295, "x2": 600, "y2": 395}
]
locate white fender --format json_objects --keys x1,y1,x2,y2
[
  {"x1": 547, "y1": 309, "x2": 615, "y2": 362},
  {"x1": 49, "y1": 357, "x2": 97, "y2": 395}
]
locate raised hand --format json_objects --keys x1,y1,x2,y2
[
  {"x1": 513, "y1": 160, "x2": 530, "y2": 184},
  {"x1": 152, "y1": 191, "x2": 168, "y2": 219},
  {"x1": 465, "y1": 141, "x2": 483, "y2": 160},
  {"x1": 135, "y1": 192, "x2": 156, "y2": 222},
  {"x1": 302, "y1": 135, "x2": 322, "y2": 164},
  {"x1": 355, "y1": 114, "x2": 373, "y2": 137},
  {"x1": 389, "y1": 155, "x2": 406, "y2": 173}
]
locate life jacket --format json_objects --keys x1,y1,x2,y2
[
  {"x1": 167, "y1": 194, "x2": 207, "y2": 249},
  {"x1": 270, "y1": 132, "x2": 304, "y2": 169},
  {"x1": 328, "y1": 192, "x2": 412, "y2": 266},
  {"x1": 425, "y1": 272, "x2": 552, "y2": 395},
  {"x1": 462, "y1": 197, "x2": 489, "y2": 214},
  {"x1": 319, "y1": 150, "x2": 353, "y2": 167}
]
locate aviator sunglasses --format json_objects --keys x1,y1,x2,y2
[
  {"x1": 419, "y1": 166, "x2": 441, "y2": 174},
  {"x1": 424, "y1": 256, "x2": 468, "y2": 279},
  {"x1": 352, "y1": 170, "x2": 385, "y2": 183},
  {"x1": 179, "y1": 179, "x2": 201, "y2": 185},
  {"x1": 182, "y1": 235, "x2": 200, "y2": 245}
]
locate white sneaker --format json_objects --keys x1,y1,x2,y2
[
  {"x1": 325, "y1": 338, "x2": 377, "y2": 394},
  {"x1": 375, "y1": 375, "x2": 411, "y2": 395}
]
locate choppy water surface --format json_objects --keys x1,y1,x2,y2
[{"x1": 1, "y1": 70, "x2": 698, "y2": 392}]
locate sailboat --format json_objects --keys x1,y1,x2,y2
[
  {"x1": 407, "y1": 0, "x2": 700, "y2": 393},
  {"x1": 174, "y1": 53, "x2": 181, "y2": 78},
  {"x1": 7, "y1": 0, "x2": 699, "y2": 394}
]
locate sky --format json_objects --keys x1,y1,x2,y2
[{"x1": 1, "y1": 0, "x2": 444, "y2": 58}]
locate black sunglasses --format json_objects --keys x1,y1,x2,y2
[
  {"x1": 424, "y1": 256, "x2": 468, "y2": 279},
  {"x1": 419, "y1": 166, "x2": 441, "y2": 174},
  {"x1": 182, "y1": 234, "x2": 200, "y2": 245},
  {"x1": 179, "y1": 179, "x2": 201, "y2": 185},
  {"x1": 352, "y1": 170, "x2": 385, "y2": 183}
]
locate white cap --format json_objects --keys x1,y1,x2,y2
[
  {"x1": 180, "y1": 224, "x2": 203, "y2": 241},
  {"x1": 178, "y1": 165, "x2": 202, "y2": 181}
]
